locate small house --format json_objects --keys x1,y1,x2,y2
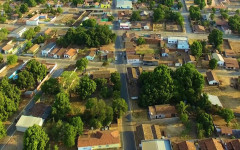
[
  {"x1": 64, "y1": 48, "x2": 77, "y2": 59},
  {"x1": 86, "y1": 50, "x2": 96, "y2": 60},
  {"x1": 212, "y1": 53, "x2": 224, "y2": 66},
  {"x1": 177, "y1": 40, "x2": 189, "y2": 51},
  {"x1": 148, "y1": 104, "x2": 177, "y2": 120},
  {"x1": 8, "y1": 26, "x2": 27, "y2": 38},
  {"x1": 1, "y1": 44, "x2": 14, "y2": 54},
  {"x1": 224, "y1": 58, "x2": 239, "y2": 70},
  {"x1": 127, "y1": 54, "x2": 141, "y2": 64},
  {"x1": 116, "y1": 0, "x2": 132, "y2": 9},
  {"x1": 161, "y1": 48, "x2": 169, "y2": 57},
  {"x1": 198, "y1": 138, "x2": 224, "y2": 150},
  {"x1": 16, "y1": 115, "x2": 44, "y2": 132},
  {"x1": 27, "y1": 44, "x2": 40, "y2": 54},
  {"x1": 172, "y1": 141, "x2": 196, "y2": 150},
  {"x1": 206, "y1": 70, "x2": 219, "y2": 85},
  {"x1": 175, "y1": 59, "x2": 183, "y2": 67},
  {"x1": 41, "y1": 42, "x2": 56, "y2": 57}
]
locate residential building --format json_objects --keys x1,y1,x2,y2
[
  {"x1": 224, "y1": 58, "x2": 239, "y2": 70},
  {"x1": 161, "y1": 48, "x2": 169, "y2": 57},
  {"x1": 198, "y1": 138, "x2": 224, "y2": 150},
  {"x1": 64, "y1": 48, "x2": 77, "y2": 59},
  {"x1": 141, "y1": 140, "x2": 172, "y2": 150},
  {"x1": 49, "y1": 47, "x2": 60, "y2": 57},
  {"x1": 213, "y1": 115, "x2": 233, "y2": 136},
  {"x1": 54, "y1": 48, "x2": 66, "y2": 59},
  {"x1": 26, "y1": 15, "x2": 39, "y2": 26},
  {"x1": 222, "y1": 26, "x2": 232, "y2": 34},
  {"x1": 1, "y1": 44, "x2": 14, "y2": 54},
  {"x1": 120, "y1": 22, "x2": 131, "y2": 30},
  {"x1": 16, "y1": 115, "x2": 44, "y2": 132},
  {"x1": 175, "y1": 59, "x2": 183, "y2": 67},
  {"x1": 212, "y1": 53, "x2": 224, "y2": 66},
  {"x1": 206, "y1": 70, "x2": 219, "y2": 85},
  {"x1": 148, "y1": 104, "x2": 177, "y2": 119},
  {"x1": 8, "y1": 26, "x2": 27, "y2": 38},
  {"x1": 184, "y1": 55, "x2": 196, "y2": 64},
  {"x1": 41, "y1": 42, "x2": 56, "y2": 56},
  {"x1": 127, "y1": 54, "x2": 141, "y2": 64},
  {"x1": 225, "y1": 139, "x2": 240, "y2": 150},
  {"x1": 116, "y1": 0, "x2": 132, "y2": 9},
  {"x1": 77, "y1": 130, "x2": 120, "y2": 150},
  {"x1": 177, "y1": 40, "x2": 189, "y2": 50},
  {"x1": 172, "y1": 141, "x2": 196, "y2": 150},
  {"x1": 168, "y1": 37, "x2": 188, "y2": 44},
  {"x1": 142, "y1": 54, "x2": 158, "y2": 66},
  {"x1": 208, "y1": 94, "x2": 223, "y2": 107},
  {"x1": 225, "y1": 49, "x2": 236, "y2": 58},
  {"x1": 27, "y1": 44, "x2": 40, "y2": 54},
  {"x1": 144, "y1": 34, "x2": 161, "y2": 44},
  {"x1": 86, "y1": 50, "x2": 96, "y2": 60},
  {"x1": 202, "y1": 13, "x2": 211, "y2": 20}
]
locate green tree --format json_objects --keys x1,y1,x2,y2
[
  {"x1": 26, "y1": 59, "x2": 47, "y2": 81},
  {"x1": 0, "y1": 121, "x2": 6, "y2": 139},
  {"x1": 164, "y1": 0, "x2": 174, "y2": 7},
  {"x1": 139, "y1": 65, "x2": 174, "y2": 107},
  {"x1": 112, "y1": 98, "x2": 128, "y2": 118},
  {"x1": 189, "y1": 6, "x2": 201, "y2": 21},
  {"x1": 23, "y1": 28, "x2": 36, "y2": 40},
  {"x1": 0, "y1": 28, "x2": 9, "y2": 42},
  {"x1": 34, "y1": 26, "x2": 41, "y2": 32},
  {"x1": 0, "y1": 17, "x2": 6, "y2": 23},
  {"x1": 111, "y1": 72, "x2": 121, "y2": 91},
  {"x1": 209, "y1": 58, "x2": 218, "y2": 70},
  {"x1": 52, "y1": 92, "x2": 71, "y2": 120},
  {"x1": 82, "y1": 19, "x2": 97, "y2": 27},
  {"x1": 174, "y1": 63, "x2": 204, "y2": 105},
  {"x1": 210, "y1": 13, "x2": 215, "y2": 20},
  {"x1": 190, "y1": 41, "x2": 202, "y2": 59},
  {"x1": 197, "y1": 93, "x2": 211, "y2": 112},
  {"x1": 60, "y1": 71, "x2": 79, "y2": 92},
  {"x1": 7, "y1": 55, "x2": 18, "y2": 65},
  {"x1": 16, "y1": 70, "x2": 35, "y2": 90},
  {"x1": 41, "y1": 78, "x2": 61, "y2": 95},
  {"x1": 219, "y1": 108, "x2": 235, "y2": 124},
  {"x1": 177, "y1": 2, "x2": 183, "y2": 10},
  {"x1": 136, "y1": 37, "x2": 146, "y2": 45},
  {"x1": 76, "y1": 58, "x2": 88, "y2": 71},
  {"x1": 25, "y1": 0, "x2": 37, "y2": 7},
  {"x1": 0, "y1": 53, "x2": 3, "y2": 63},
  {"x1": 180, "y1": 113, "x2": 189, "y2": 124},
  {"x1": 212, "y1": 7, "x2": 216, "y2": 13},
  {"x1": 72, "y1": 0, "x2": 84, "y2": 6},
  {"x1": 177, "y1": 101, "x2": 189, "y2": 114},
  {"x1": 228, "y1": 15, "x2": 240, "y2": 34},
  {"x1": 25, "y1": 40, "x2": 33, "y2": 51},
  {"x1": 71, "y1": 117, "x2": 83, "y2": 135},
  {"x1": 63, "y1": 123, "x2": 77, "y2": 148},
  {"x1": 20, "y1": 3, "x2": 29, "y2": 13},
  {"x1": 197, "y1": 112, "x2": 214, "y2": 136},
  {"x1": 130, "y1": 11, "x2": 141, "y2": 21},
  {"x1": 76, "y1": 76, "x2": 96, "y2": 99},
  {"x1": 57, "y1": 7, "x2": 63, "y2": 13},
  {"x1": 94, "y1": 78, "x2": 107, "y2": 90},
  {"x1": 208, "y1": 29, "x2": 223, "y2": 48},
  {"x1": 3, "y1": 2, "x2": 12, "y2": 13},
  {"x1": 153, "y1": 7, "x2": 165, "y2": 22},
  {"x1": 108, "y1": 15, "x2": 114, "y2": 21},
  {"x1": 236, "y1": 9, "x2": 240, "y2": 15},
  {"x1": 103, "y1": 106, "x2": 113, "y2": 126},
  {"x1": 23, "y1": 125, "x2": 49, "y2": 150}
]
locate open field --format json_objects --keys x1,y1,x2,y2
[
  {"x1": 54, "y1": 14, "x2": 78, "y2": 24},
  {"x1": 2, "y1": 132, "x2": 24, "y2": 150},
  {"x1": 229, "y1": 41, "x2": 240, "y2": 57},
  {"x1": 135, "y1": 44, "x2": 159, "y2": 55}
]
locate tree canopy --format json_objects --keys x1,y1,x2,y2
[
  {"x1": 76, "y1": 76, "x2": 96, "y2": 99},
  {"x1": 139, "y1": 65, "x2": 174, "y2": 107},
  {"x1": 71, "y1": 117, "x2": 83, "y2": 135},
  {"x1": 219, "y1": 108, "x2": 235, "y2": 124},
  {"x1": 208, "y1": 29, "x2": 223, "y2": 48},
  {"x1": 41, "y1": 78, "x2": 61, "y2": 95},
  {"x1": 196, "y1": 112, "x2": 214, "y2": 136},
  {"x1": 25, "y1": 59, "x2": 47, "y2": 82},
  {"x1": 130, "y1": 11, "x2": 141, "y2": 21},
  {"x1": 63, "y1": 123, "x2": 77, "y2": 148},
  {"x1": 137, "y1": 37, "x2": 146, "y2": 45},
  {"x1": 189, "y1": 6, "x2": 201, "y2": 21},
  {"x1": 0, "y1": 28, "x2": 9, "y2": 42},
  {"x1": 0, "y1": 121, "x2": 6, "y2": 139},
  {"x1": 76, "y1": 58, "x2": 88, "y2": 71},
  {"x1": 209, "y1": 58, "x2": 218, "y2": 70},
  {"x1": 190, "y1": 41, "x2": 202, "y2": 59},
  {"x1": 7, "y1": 55, "x2": 18, "y2": 65},
  {"x1": 16, "y1": 70, "x2": 35, "y2": 90},
  {"x1": 112, "y1": 98, "x2": 128, "y2": 118},
  {"x1": 23, "y1": 125, "x2": 49, "y2": 150},
  {"x1": 23, "y1": 28, "x2": 36, "y2": 40},
  {"x1": 228, "y1": 15, "x2": 240, "y2": 34},
  {"x1": 52, "y1": 92, "x2": 71, "y2": 120},
  {"x1": 20, "y1": 3, "x2": 29, "y2": 13},
  {"x1": 82, "y1": 19, "x2": 97, "y2": 28},
  {"x1": 111, "y1": 72, "x2": 121, "y2": 91}
]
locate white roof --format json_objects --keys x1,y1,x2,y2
[
  {"x1": 212, "y1": 53, "x2": 224, "y2": 62},
  {"x1": 142, "y1": 140, "x2": 172, "y2": 150},
  {"x1": 178, "y1": 40, "x2": 189, "y2": 45},
  {"x1": 116, "y1": 0, "x2": 132, "y2": 8},
  {"x1": 16, "y1": 115, "x2": 44, "y2": 128},
  {"x1": 168, "y1": 37, "x2": 188, "y2": 41},
  {"x1": 208, "y1": 94, "x2": 223, "y2": 107}
]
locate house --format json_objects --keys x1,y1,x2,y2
[
  {"x1": 91, "y1": 70, "x2": 111, "y2": 79},
  {"x1": 26, "y1": 15, "x2": 39, "y2": 26},
  {"x1": 208, "y1": 94, "x2": 223, "y2": 107},
  {"x1": 118, "y1": 10, "x2": 132, "y2": 21},
  {"x1": 140, "y1": 11, "x2": 149, "y2": 16},
  {"x1": 224, "y1": 58, "x2": 239, "y2": 70},
  {"x1": 41, "y1": 42, "x2": 56, "y2": 56},
  {"x1": 120, "y1": 22, "x2": 131, "y2": 30},
  {"x1": 86, "y1": 50, "x2": 96, "y2": 60},
  {"x1": 222, "y1": 26, "x2": 232, "y2": 34},
  {"x1": 202, "y1": 13, "x2": 211, "y2": 20},
  {"x1": 141, "y1": 22, "x2": 151, "y2": 30},
  {"x1": 1, "y1": 44, "x2": 14, "y2": 54},
  {"x1": 116, "y1": 0, "x2": 132, "y2": 9},
  {"x1": 212, "y1": 53, "x2": 224, "y2": 66},
  {"x1": 161, "y1": 48, "x2": 169, "y2": 57},
  {"x1": 225, "y1": 49, "x2": 236, "y2": 58},
  {"x1": 16, "y1": 115, "x2": 44, "y2": 132},
  {"x1": 141, "y1": 140, "x2": 172, "y2": 150},
  {"x1": 175, "y1": 59, "x2": 183, "y2": 67},
  {"x1": 64, "y1": 48, "x2": 77, "y2": 59},
  {"x1": 8, "y1": 26, "x2": 27, "y2": 38},
  {"x1": 144, "y1": 34, "x2": 161, "y2": 44},
  {"x1": 77, "y1": 130, "x2": 120, "y2": 150},
  {"x1": 49, "y1": 47, "x2": 60, "y2": 57},
  {"x1": 198, "y1": 138, "x2": 224, "y2": 150},
  {"x1": 148, "y1": 104, "x2": 177, "y2": 119},
  {"x1": 213, "y1": 115, "x2": 233, "y2": 136},
  {"x1": 193, "y1": 25, "x2": 205, "y2": 33},
  {"x1": 206, "y1": 70, "x2": 219, "y2": 85},
  {"x1": 168, "y1": 37, "x2": 188, "y2": 44},
  {"x1": 184, "y1": 55, "x2": 196, "y2": 64},
  {"x1": 27, "y1": 44, "x2": 40, "y2": 54},
  {"x1": 225, "y1": 139, "x2": 240, "y2": 150},
  {"x1": 127, "y1": 54, "x2": 141, "y2": 64},
  {"x1": 143, "y1": 54, "x2": 158, "y2": 66},
  {"x1": 177, "y1": 40, "x2": 189, "y2": 51},
  {"x1": 54, "y1": 48, "x2": 66, "y2": 59},
  {"x1": 172, "y1": 141, "x2": 196, "y2": 150},
  {"x1": 131, "y1": 22, "x2": 141, "y2": 30}
]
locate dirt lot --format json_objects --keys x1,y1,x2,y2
[
  {"x1": 54, "y1": 14, "x2": 79, "y2": 24},
  {"x1": 229, "y1": 41, "x2": 240, "y2": 57},
  {"x1": 2, "y1": 132, "x2": 24, "y2": 150},
  {"x1": 135, "y1": 44, "x2": 159, "y2": 55}
]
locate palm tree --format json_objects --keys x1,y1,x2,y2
[{"x1": 177, "y1": 101, "x2": 189, "y2": 114}]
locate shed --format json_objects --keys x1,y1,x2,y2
[{"x1": 16, "y1": 115, "x2": 44, "y2": 132}]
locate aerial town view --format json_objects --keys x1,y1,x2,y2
[{"x1": 0, "y1": 0, "x2": 240, "y2": 149}]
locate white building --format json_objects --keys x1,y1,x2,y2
[
  {"x1": 8, "y1": 26, "x2": 27, "y2": 38},
  {"x1": 208, "y1": 94, "x2": 223, "y2": 107},
  {"x1": 206, "y1": 70, "x2": 219, "y2": 85},
  {"x1": 41, "y1": 42, "x2": 56, "y2": 56},
  {"x1": 167, "y1": 37, "x2": 188, "y2": 44},
  {"x1": 120, "y1": 22, "x2": 131, "y2": 30},
  {"x1": 116, "y1": 0, "x2": 132, "y2": 9},
  {"x1": 16, "y1": 115, "x2": 44, "y2": 132},
  {"x1": 212, "y1": 53, "x2": 225, "y2": 66},
  {"x1": 26, "y1": 15, "x2": 39, "y2": 26},
  {"x1": 127, "y1": 54, "x2": 141, "y2": 64},
  {"x1": 177, "y1": 40, "x2": 189, "y2": 50}
]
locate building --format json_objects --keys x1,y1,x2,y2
[
  {"x1": 41, "y1": 42, "x2": 56, "y2": 56},
  {"x1": 193, "y1": 25, "x2": 205, "y2": 33},
  {"x1": 8, "y1": 26, "x2": 27, "y2": 38},
  {"x1": 208, "y1": 94, "x2": 223, "y2": 107},
  {"x1": 175, "y1": 59, "x2": 183, "y2": 67},
  {"x1": 224, "y1": 58, "x2": 239, "y2": 70},
  {"x1": 225, "y1": 139, "x2": 240, "y2": 150},
  {"x1": 184, "y1": 55, "x2": 196, "y2": 64},
  {"x1": 16, "y1": 115, "x2": 44, "y2": 132},
  {"x1": 161, "y1": 48, "x2": 169, "y2": 57},
  {"x1": 206, "y1": 70, "x2": 219, "y2": 85},
  {"x1": 1, "y1": 43, "x2": 14, "y2": 54},
  {"x1": 49, "y1": 47, "x2": 60, "y2": 57},
  {"x1": 213, "y1": 115, "x2": 233, "y2": 136},
  {"x1": 127, "y1": 54, "x2": 141, "y2": 64},
  {"x1": 77, "y1": 130, "x2": 120, "y2": 150},
  {"x1": 120, "y1": 22, "x2": 131, "y2": 30},
  {"x1": 172, "y1": 141, "x2": 196, "y2": 150},
  {"x1": 26, "y1": 15, "x2": 39, "y2": 26},
  {"x1": 177, "y1": 40, "x2": 189, "y2": 50},
  {"x1": 225, "y1": 49, "x2": 236, "y2": 58},
  {"x1": 64, "y1": 48, "x2": 77, "y2": 59},
  {"x1": 222, "y1": 26, "x2": 232, "y2": 34},
  {"x1": 141, "y1": 140, "x2": 172, "y2": 150},
  {"x1": 168, "y1": 37, "x2": 188, "y2": 44},
  {"x1": 86, "y1": 50, "x2": 96, "y2": 60},
  {"x1": 54, "y1": 48, "x2": 66, "y2": 59},
  {"x1": 198, "y1": 138, "x2": 224, "y2": 150},
  {"x1": 116, "y1": 0, "x2": 132, "y2": 9},
  {"x1": 28, "y1": 44, "x2": 40, "y2": 54},
  {"x1": 148, "y1": 104, "x2": 177, "y2": 120},
  {"x1": 142, "y1": 54, "x2": 158, "y2": 66},
  {"x1": 212, "y1": 53, "x2": 224, "y2": 66}
]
